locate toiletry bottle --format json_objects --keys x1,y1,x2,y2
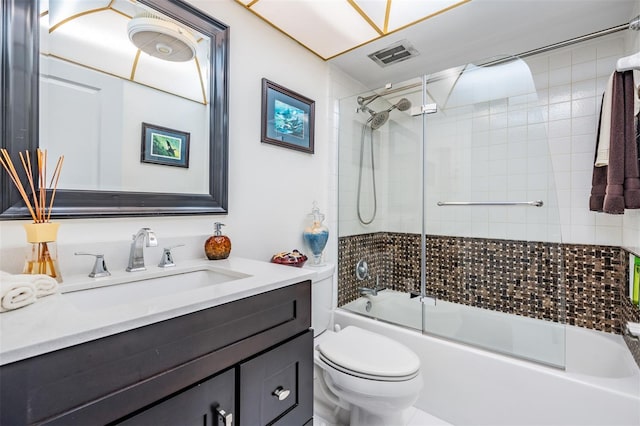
[{"x1": 205, "y1": 222, "x2": 231, "y2": 260}]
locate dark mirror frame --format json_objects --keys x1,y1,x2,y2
[{"x1": 0, "y1": 0, "x2": 229, "y2": 219}]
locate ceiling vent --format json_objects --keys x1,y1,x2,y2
[{"x1": 368, "y1": 40, "x2": 419, "y2": 67}]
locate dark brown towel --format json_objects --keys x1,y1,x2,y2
[
  {"x1": 623, "y1": 72, "x2": 640, "y2": 208},
  {"x1": 594, "y1": 70, "x2": 639, "y2": 214}
]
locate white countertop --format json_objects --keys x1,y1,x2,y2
[{"x1": 0, "y1": 257, "x2": 317, "y2": 366}]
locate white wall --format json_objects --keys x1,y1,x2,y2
[
  {"x1": 41, "y1": 56, "x2": 210, "y2": 194},
  {"x1": 0, "y1": 0, "x2": 334, "y2": 276}
]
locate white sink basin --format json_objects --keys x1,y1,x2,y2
[{"x1": 63, "y1": 268, "x2": 247, "y2": 311}]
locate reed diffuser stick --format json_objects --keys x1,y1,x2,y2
[
  {"x1": 19, "y1": 151, "x2": 40, "y2": 217},
  {"x1": 0, "y1": 150, "x2": 38, "y2": 221},
  {"x1": 0, "y1": 148, "x2": 64, "y2": 223},
  {"x1": 46, "y1": 156, "x2": 64, "y2": 223}
]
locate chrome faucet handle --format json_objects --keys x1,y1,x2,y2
[
  {"x1": 158, "y1": 244, "x2": 184, "y2": 268},
  {"x1": 145, "y1": 229, "x2": 158, "y2": 247},
  {"x1": 74, "y1": 252, "x2": 111, "y2": 278}
]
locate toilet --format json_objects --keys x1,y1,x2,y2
[{"x1": 311, "y1": 264, "x2": 423, "y2": 426}]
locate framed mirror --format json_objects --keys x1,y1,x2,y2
[{"x1": 1, "y1": 0, "x2": 229, "y2": 218}]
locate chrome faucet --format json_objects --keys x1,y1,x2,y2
[
  {"x1": 358, "y1": 286, "x2": 378, "y2": 296},
  {"x1": 358, "y1": 274, "x2": 383, "y2": 296},
  {"x1": 126, "y1": 228, "x2": 158, "y2": 272}
]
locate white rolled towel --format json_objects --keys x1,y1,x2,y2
[
  {"x1": 0, "y1": 275, "x2": 37, "y2": 312},
  {"x1": 32, "y1": 275, "x2": 59, "y2": 297},
  {"x1": 0, "y1": 271, "x2": 59, "y2": 299},
  {"x1": 0, "y1": 272, "x2": 59, "y2": 298}
]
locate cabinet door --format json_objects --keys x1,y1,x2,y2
[
  {"x1": 239, "y1": 330, "x2": 313, "y2": 426},
  {"x1": 115, "y1": 369, "x2": 235, "y2": 426}
]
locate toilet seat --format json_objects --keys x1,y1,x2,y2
[{"x1": 316, "y1": 326, "x2": 420, "y2": 381}]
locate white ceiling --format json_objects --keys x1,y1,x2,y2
[
  {"x1": 236, "y1": 0, "x2": 469, "y2": 59},
  {"x1": 327, "y1": 0, "x2": 639, "y2": 90}
]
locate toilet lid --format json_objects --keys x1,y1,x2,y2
[{"x1": 317, "y1": 326, "x2": 420, "y2": 380}]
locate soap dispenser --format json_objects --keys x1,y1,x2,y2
[{"x1": 205, "y1": 222, "x2": 231, "y2": 260}]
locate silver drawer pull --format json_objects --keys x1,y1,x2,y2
[
  {"x1": 216, "y1": 406, "x2": 233, "y2": 426},
  {"x1": 272, "y1": 386, "x2": 290, "y2": 401}
]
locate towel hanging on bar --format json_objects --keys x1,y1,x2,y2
[{"x1": 590, "y1": 70, "x2": 640, "y2": 214}]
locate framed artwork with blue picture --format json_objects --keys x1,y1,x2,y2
[
  {"x1": 141, "y1": 122, "x2": 190, "y2": 168},
  {"x1": 261, "y1": 78, "x2": 315, "y2": 154}
]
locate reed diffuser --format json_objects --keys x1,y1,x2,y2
[{"x1": 0, "y1": 148, "x2": 64, "y2": 281}]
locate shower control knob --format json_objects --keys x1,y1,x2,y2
[{"x1": 356, "y1": 259, "x2": 369, "y2": 280}]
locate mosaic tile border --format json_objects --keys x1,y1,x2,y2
[{"x1": 339, "y1": 233, "x2": 640, "y2": 367}]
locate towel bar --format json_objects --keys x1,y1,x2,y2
[{"x1": 437, "y1": 200, "x2": 543, "y2": 207}]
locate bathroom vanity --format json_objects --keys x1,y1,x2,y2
[{"x1": 0, "y1": 258, "x2": 315, "y2": 425}]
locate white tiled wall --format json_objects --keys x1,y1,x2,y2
[
  {"x1": 528, "y1": 33, "x2": 638, "y2": 247},
  {"x1": 337, "y1": 31, "x2": 640, "y2": 249},
  {"x1": 423, "y1": 64, "x2": 562, "y2": 243},
  {"x1": 337, "y1": 79, "x2": 423, "y2": 237}
]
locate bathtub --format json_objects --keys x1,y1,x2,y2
[
  {"x1": 337, "y1": 291, "x2": 640, "y2": 426},
  {"x1": 342, "y1": 289, "x2": 566, "y2": 367}
]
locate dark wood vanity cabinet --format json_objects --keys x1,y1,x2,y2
[{"x1": 0, "y1": 281, "x2": 313, "y2": 426}]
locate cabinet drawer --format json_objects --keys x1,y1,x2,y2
[
  {"x1": 239, "y1": 330, "x2": 313, "y2": 426},
  {"x1": 115, "y1": 368, "x2": 235, "y2": 426}
]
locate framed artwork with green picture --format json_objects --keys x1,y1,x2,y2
[{"x1": 141, "y1": 122, "x2": 190, "y2": 168}]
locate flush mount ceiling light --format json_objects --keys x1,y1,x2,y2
[
  {"x1": 235, "y1": 0, "x2": 472, "y2": 60},
  {"x1": 127, "y1": 13, "x2": 197, "y2": 62}
]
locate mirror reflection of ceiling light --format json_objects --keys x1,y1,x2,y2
[
  {"x1": 127, "y1": 15, "x2": 198, "y2": 62},
  {"x1": 39, "y1": 0, "x2": 210, "y2": 104}
]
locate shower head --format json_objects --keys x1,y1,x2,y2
[
  {"x1": 360, "y1": 97, "x2": 411, "y2": 129},
  {"x1": 394, "y1": 98, "x2": 411, "y2": 111},
  {"x1": 367, "y1": 110, "x2": 389, "y2": 130},
  {"x1": 386, "y1": 98, "x2": 411, "y2": 113}
]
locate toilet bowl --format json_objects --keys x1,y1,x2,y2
[
  {"x1": 309, "y1": 264, "x2": 422, "y2": 426},
  {"x1": 314, "y1": 326, "x2": 423, "y2": 426}
]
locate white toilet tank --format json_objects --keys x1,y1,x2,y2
[{"x1": 307, "y1": 263, "x2": 335, "y2": 337}]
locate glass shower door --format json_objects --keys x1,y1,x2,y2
[
  {"x1": 337, "y1": 78, "x2": 425, "y2": 331},
  {"x1": 422, "y1": 57, "x2": 566, "y2": 368}
]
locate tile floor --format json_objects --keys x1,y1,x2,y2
[{"x1": 313, "y1": 406, "x2": 452, "y2": 426}]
